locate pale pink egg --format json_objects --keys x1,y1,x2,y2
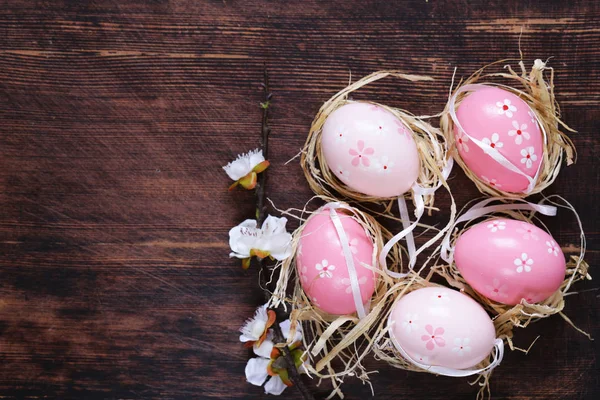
[
  {"x1": 389, "y1": 287, "x2": 496, "y2": 369},
  {"x1": 454, "y1": 218, "x2": 566, "y2": 305},
  {"x1": 296, "y1": 206, "x2": 376, "y2": 315},
  {"x1": 321, "y1": 102, "x2": 420, "y2": 198},
  {"x1": 454, "y1": 86, "x2": 543, "y2": 193}
]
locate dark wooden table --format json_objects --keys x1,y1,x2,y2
[{"x1": 1, "y1": 1, "x2": 598, "y2": 399}]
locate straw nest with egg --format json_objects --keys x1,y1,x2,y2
[
  {"x1": 438, "y1": 58, "x2": 576, "y2": 198},
  {"x1": 371, "y1": 273, "x2": 502, "y2": 400},
  {"x1": 432, "y1": 195, "x2": 591, "y2": 348},
  {"x1": 300, "y1": 70, "x2": 453, "y2": 219},
  {"x1": 268, "y1": 196, "x2": 409, "y2": 399}
]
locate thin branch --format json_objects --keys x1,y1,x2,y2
[{"x1": 254, "y1": 67, "x2": 315, "y2": 400}]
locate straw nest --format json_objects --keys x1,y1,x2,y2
[
  {"x1": 432, "y1": 195, "x2": 592, "y2": 346},
  {"x1": 301, "y1": 70, "x2": 452, "y2": 217},
  {"x1": 268, "y1": 196, "x2": 407, "y2": 399},
  {"x1": 439, "y1": 59, "x2": 576, "y2": 198},
  {"x1": 371, "y1": 274, "x2": 501, "y2": 400}
]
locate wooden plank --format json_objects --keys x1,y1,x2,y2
[{"x1": 0, "y1": 1, "x2": 598, "y2": 398}]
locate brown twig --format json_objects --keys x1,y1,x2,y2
[{"x1": 254, "y1": 67, "x2": 315, "y2": 400}]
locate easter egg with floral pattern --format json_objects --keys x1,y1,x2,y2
[
  {"x1": 454, "y1": 218, "x2": 566, "y2": 305},
  {"x1": 454, "y1": 86, "x2": 543, "y2": 193},
  {"x1": 296, "y1": 206, "x2": 376, "y2": 315},
  {"x1": 388, "y1": 287, "x2": 496, "y2": 370},
  {"x1": 321, "y1": 102, "x2": 420, "y2": 198}
]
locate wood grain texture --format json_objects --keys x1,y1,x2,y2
[{"x1": 0, "y1": 0, "x2": 598, "y2": 399}]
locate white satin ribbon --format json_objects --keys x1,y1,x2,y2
[
  {"x1": 324, "y1": 203, "x2": 368, "y2": 319},
  {"x1": 379, "y1": 156, "x2": 454, "y2": 278},
  {"x1": 388, "y1": 317, "x2": 504, "y2": 377},
  {"x1": 440, "y1": 198, "x2": 557, "y2": 264},
  {"x1": 449, "y1": 83, "x2": 547, "y2": 194}
]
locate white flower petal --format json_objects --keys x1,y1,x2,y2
[
  {"x1": 223, "y1": 149, "x2": 265, "y2": 181},
  {"x1": 264, "y1": 375, "x2": 287, "y2": 395},
  {"x1": 253, "y1": 339, "x2": 274, "y2": 358},
  {"x1": 279, "y1": 319, "x2": 303, "y2": 343},
  {"x1": 245, "y1": 357, "x2": 270, "y2": 386}
]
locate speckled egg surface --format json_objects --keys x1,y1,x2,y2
[
  {"x1": 321, "y1": 102, "x2": 420, "y2": 198},
  {"x1": 454, "y1": 86, "x2": 543, "y2": 193},
  {"x1": 389, "y1": 287, "x2": 496, "y2": 369},
  {"x1": 296, "y1": 207, "x2": 376, "y2": 315},
  {"x1": 454, "y1": 218, "x2": 566, "y2": 305}
]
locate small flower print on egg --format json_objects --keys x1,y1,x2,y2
[
  {"x1": 431, "y1": 292, "x2": 450, "y2": 303},
  {"x1": 315, "y1": 259, "x2": 335, "y2": 278},
  {"x1": 341, "y1": 276, "x2": 368, "y2": 294},
  {"x1": 339, "y1": 237, "x2": 359, "y2": 256},
  {"x1": 336, "y1": 165, "x2": 351, "y2": 182},
  {"x1": 374, "y1": 156, "x2": 395, "y2": 174},
  {"x1": 508, "y1": 121, "x2": 531, "y2": 145},
  {"x1": 394, "y1": 119, "x2": 412, "y2": 141},
  {"x1": 311, "y1": 296, "x2": 321, "y2": 307},
  {"x1": 349, "y1": 140, "x2": 375, "y2": 167},
  {"x1": 546, "y1": 240, "x2": 560, "y2": 257},
  {"x1": 482, "y1": 133, "x2": 504, "y2": 153},
  {"x1": 484, "y1": 278, "x2": 509, "y2": 299},
  {"x1": 299, "y1": 265, "x2": 308, "y2": 283},
  {"x1": 334, "y1": 125, "x2": 348, "y2": 143},
  {"x1": 452, "y1": 338, "x2": 472, "y2": 356},
  {"x1": 372, "y1": 120, "x2": 390, "y2": 136},
  {"x1": 496, "y1": 99, "x2": 517, "y2": 118},
  {"x1": 517, "y1": 223, "x2": 539, "y2": 240},
  {"x1": 487, "y1": 220, "x2": 506, "y2": 232},
  {"x1": 520, "y1": 146, "x2": 538, "y2": 169},
  {"x1": 421, "y1": 325, "x2": 446, "y2": 350},
  {"x1": 402, "y1": 313, "x2": 420, "y2": 334},
  {"x1": 514, "y1": 253, "x2": 534, "y2": 273},
  {"x1": 528, "y1": 110, "x2": 539, "y2": 127},
  {"x1": 369, "y1": 104, "x2": 383, "y2": 112},
  {"x1": 481, "y1": 176, "x2": 502, "y2": 189},
  {"x1": 456, "y1": 130, "x2": 469, "y2": 153},
  {"x1": 412, "y1": 353, "x2": 429, "y2": 364}
]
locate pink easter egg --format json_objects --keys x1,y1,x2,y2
[
  {"x1": 455, "y1": 86, "x2": 543, "y2": 193},
  {"x1": 321, "y1": 102, "x2": 420, "y2": 198},
  {"x1": 296, "y1": 206, "x2": 376, "y2": 315},
  {"x1": 454, "y1": 218, "x2": 566, "y2": 305},
  {"x1": 389, "y1": 287, "x2": 496, "y2": 369}
]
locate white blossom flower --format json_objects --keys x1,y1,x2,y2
[
  {"x1": 546, "y1": 240, "x2": 560, "y2": 257},
  {"x1": 496, "y1": 99, "x2": 517, "y2": 118},
  {"x1": 401, "y1": 313, "x2": 420, "y2": 334},
  {"x1": 452, "y1": 338, "x2": 472, "y2": 356},
  {"x1": 244, "y1": 319, "x2": 304, "y2": 396},
  {"x1": 514, "y1": 253, "x2": 534, "y2": 273},
  {"x1": 239, "y1": 304, "x2": 275, "y2": 344},
  {"x1": 508, "y1": 121, "x2": 531, "y2": 145},
  {"x1": 520, "y1": 146, "x2": 537, "y2": 169},
  {"x1": 341, "y1": 275, "x2": 368, "y2": 294},
  {"x1": 373, "y1": 156, "x2": 395, "y2": 174},
  {"x1": 482, "y1": 133, "x2": 504, "y2": 153},
  {"x1": 456, "y1": 130, "x2": 469, "y2": 153},
  {"x1": 487, "y1": 220, "x2": 506, "y2": 232},
  {"x1": 229, "y1": 215, "x2": 292, "y2": 262},
  {"x1": 316, "y1": 259, "x2": 335, "y2": 278},
  {"x1": 481, "y1": 176, "x2": 502, "y2": 189},
  {"x1": 223, "y1": 149, "x2": 269, "y2": 190}
]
